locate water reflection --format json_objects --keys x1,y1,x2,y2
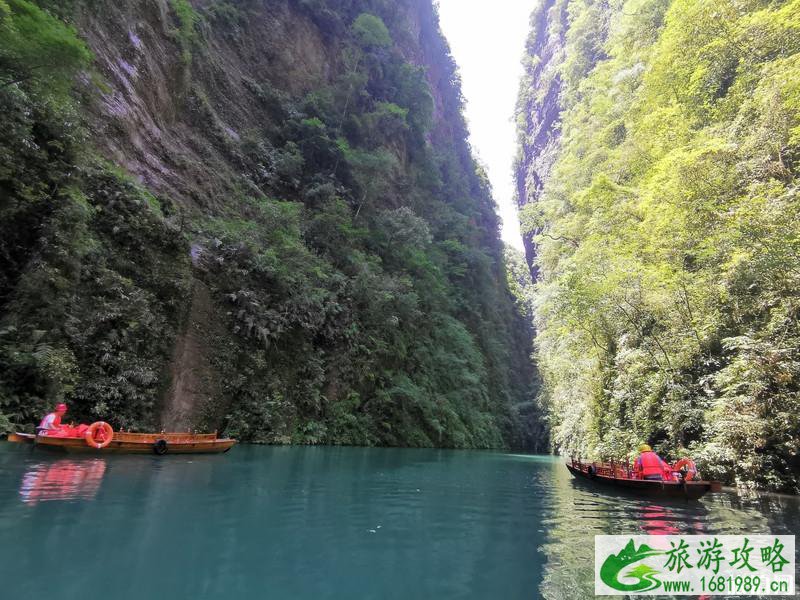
[
  {"x1": 19, "y1": 459, "x2": 106, "y2": 504},
  {"x1": 539, "y1": 458, "x2": 799, "y2": 599},
  {"x1": 1, "y1": 447, "x2": 548, "y2": 599},
  {"x1": 639, "y1": 504, "x2": 681, "y2": 535},
  {"x1": 0, "y1": 447, "x2": 797, "y2": 599}
]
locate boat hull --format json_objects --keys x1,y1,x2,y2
[
  {"x1": 566, "y1": 462, "x2": 721, "y2": 500},
  {"x1": 8, "y1": 432, "x2": 236, "y2": 454}
]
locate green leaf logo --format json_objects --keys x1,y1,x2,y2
[{"x1": 600, "y1": 539, "x2": 664, "y2": 592}]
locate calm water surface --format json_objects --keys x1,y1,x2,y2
[{"x1": 0, "y1": 445, "x2": 797, "y2": 599}]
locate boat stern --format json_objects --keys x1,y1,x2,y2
[{"x1": 6, "y1": 432, "x2": 35, "y2": 444}]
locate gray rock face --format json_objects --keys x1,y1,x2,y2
[
  {"x1": 515, "y1": 0, "x2": 569, "y2": 279},
  {"x1": 515, "y1": 0, "x2": 611, "y2": 279}
]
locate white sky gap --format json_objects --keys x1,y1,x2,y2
[{"x1": 437, "y1": 0, "x2": 534, "y2": 250}]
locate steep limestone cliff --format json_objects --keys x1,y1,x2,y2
[
  {"x1": 514, "y1": 0, "x2": 611, "y2": 278},
  {"x1": 514, "y1": 0, "x2": 567, "y2": 278},
  {"x1": 0, "y1": 0, "x2": 544, "y2": 449}
]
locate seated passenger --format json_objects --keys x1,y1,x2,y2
[
  {"x1": 673, "y1": 456, "x2": 698, "y2": 481},
  {"x1": 634, "y1": 443, "x2": 671, "y2": 481},
  {"x1": 37, "y1": 403, "x2": 68, "y2": 436}
]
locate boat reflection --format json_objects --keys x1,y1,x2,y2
[
  {"x1": 539, "y1": 458, "x2": 784, "y2": 599},
  {"x1": 19, "y1": 459, "x2": 107, "y2": 504},
  {"x1": 638, "y1": 503, "x2": 681, "y2": 535}
]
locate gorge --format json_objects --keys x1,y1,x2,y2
[{"x1": 2, "y1": 0, "x2": 799, "y2": 493}]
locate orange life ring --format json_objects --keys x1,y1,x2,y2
[
  {"x1": 84, "y1": 421, "x2": 114, "y2": 449},
  {"x1": 674, "y1": 457, "x2": 697, "y2": 481}
]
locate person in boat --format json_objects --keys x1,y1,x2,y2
[
  {"x1": 633, "y1": 443, "x2": 672, "y2": 481},
  {"x1": 672, "y1": 456, "x2": 698, "y2": 481},
  {"x1": 36, "y1": 403, "x2": 68, "y2": 436}
]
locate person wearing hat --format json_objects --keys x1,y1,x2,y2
[
  {"x1": 36, "y1": 403, "x2": 68, "y2": 436},
  {"x1": 634, "y1": 443, "x2": 671, "y2": 481}
]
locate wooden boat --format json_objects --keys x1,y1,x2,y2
[
  {"x1": 7, "y1": 430, "x2": 236, "y2": 455},
  {"x1": 566, "y1": 458, "x2": 722, "y2": 500}
]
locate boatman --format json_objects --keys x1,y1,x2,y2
[
  {"x1": 633, "y1": 443, "x2": 671, "y2": 481},
  {"x1": 36, "y1": 403, "x2": 68, "y2": 436}
]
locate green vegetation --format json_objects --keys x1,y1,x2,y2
[
  {"x1": 169, "y1": 0, "x2": 199, "y2": 64},
  {"x1": 0, "y1": 0, "x2": 90, "y2": 90},
  {"x1": 351, "y1": 12, "x2": 391, "y2": 48},
  {"x1": 199, "y1": 6, "x2": 541, "y2": 448},
  {"x1": 0, "y1": 4, "x2": 190, "y2": 428},
  {"x1": 518, "y1": 0, "x2": 800, "y2": 491},
  {"x1": 0, "y1": 1, "x2": 184, "y2": 432},
  {"x1": 0, "y1": 1, "x2": 541, "y2": 450}
]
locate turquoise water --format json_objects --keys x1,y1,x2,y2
[{"x1": 0, "y1": 445, "x2": 797, "y2": 599}]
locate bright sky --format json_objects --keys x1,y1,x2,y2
[{"x1": 437, "y1": 0, "x2": 534, "y2": 250}]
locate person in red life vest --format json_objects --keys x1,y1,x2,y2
[
  {"x1": 634, "y1": 443, "x2": 671, "y2": 481},
  {"x1": 36, "y1": 403, "x2": 68, "y2": 436}
]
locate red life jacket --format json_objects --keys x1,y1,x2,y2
[{"x1": 637, "y1": 451, "x2": 666, "y2": 478}]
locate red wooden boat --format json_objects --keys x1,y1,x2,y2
[
  {"x1": 567, "y1": 458, "x2": 722, "y2": 500},
  {"x1": 7, "y1": 428, "x2": 236, "y2": 455}
]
